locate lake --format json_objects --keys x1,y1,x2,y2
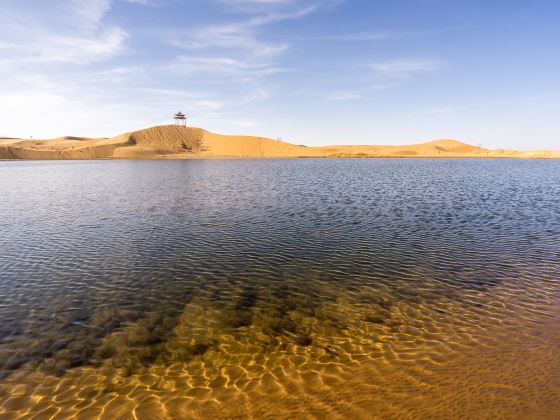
[{"x1": 1, "y1": 159, "x2": 559, "y2": 418}]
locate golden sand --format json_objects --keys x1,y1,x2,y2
[
  {"x1": 1, "y1": 273, "x2": 558, "y2": 418},
  {"x1": 1, "y1": 125, "x2": 559, "y2": 160}
]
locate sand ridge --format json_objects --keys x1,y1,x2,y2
[{"x1": 1, "y1": 125, "x2": 559, "y2": 160}]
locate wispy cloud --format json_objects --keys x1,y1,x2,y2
[
  {"x1": 316, "y1": 58, "x2": 443, "y2": 103},
  {"x1": 318, "y1": 59, "x2": 445, "y2": 100},
  {"x1": 162, "y1": 1, "x2": 319, "y2": 99},
  {"x1": 168, "y1": 5, "x2": 317, "y2": 56},
  {"x1": 0, "y1": 0, "x2": 126, "y2": 67},
  {"x1": 123, "y1": 0, "x2": 152, "y2": 4},
  {"x1": 220, "y1": 0, "x2": 345, "y2": 10},
  {"x1": 66, "y1": 0, "x2": 112, "y2": 30},
  {"x1": 325, "y1": 90, "x2": 364, "y2": 101},
  {"x1": 218, "y1": 0, "x2": 318, "y2": 13},
  {"x1": 370, "y1": 59, "x2": 444, "y2": 75},
  {"x1": 165, "y1": 56, "x2": 288, "y2": 80},
  {"x1": 240, "y1": 87, "x2": 272, "y2": 104},
  {"x1": 0, "y1": 29, "x2": 127, "y2": 67},
  {"x1": 324, "y1": 82, "x2": 402, "y2": 101},
  {"x1": 317, "y1": 31, "x2": 391, "y2": 41}
]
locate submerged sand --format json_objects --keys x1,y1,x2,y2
[
  {"x1": 1, "y1": 125, "x2": 559, "y2": 160},
  {"x1": 1, "y1": 272, "x2": 558, "y2": 418}
]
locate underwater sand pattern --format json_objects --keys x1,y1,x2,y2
[{"x1": 1, "y1": 159, "x2": 559, "y2": 418}]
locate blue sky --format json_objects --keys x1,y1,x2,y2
[{"x1": 0, "y1": 0, "x2": 559, "y2": 149}]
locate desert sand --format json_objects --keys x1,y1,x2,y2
[{"x1": 1, "y1": 125, "x2": 558, "y2": 160}]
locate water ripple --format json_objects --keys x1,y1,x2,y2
[{"x1": 0, "y1": 159, "x2": 559, "y2": 418}]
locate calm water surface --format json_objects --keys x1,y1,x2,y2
[{"x1": 0, "y1": 159, "x2": 559, "y2": 419}]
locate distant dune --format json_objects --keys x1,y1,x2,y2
[{"x1": 1, "y1": 125, "x2": 559, "y2": 160}]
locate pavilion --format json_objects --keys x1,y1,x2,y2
[{"x1": 173, "y1": 111, "x2": 187, "y2": 127}]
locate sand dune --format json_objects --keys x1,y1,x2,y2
[
  {"x1": 1, "y1": 125, "x2": 558, "y2": 160},
  {"x1": 0, "y1": 138, "x2": 24, "y2": 146}
]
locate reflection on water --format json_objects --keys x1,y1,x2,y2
[{"x1": 0, "y1": 159, "x2": 559, "y2": 418}]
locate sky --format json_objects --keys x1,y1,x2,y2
[{"x1": 0, "y1": 0, "x2": 559, "y2": 149}]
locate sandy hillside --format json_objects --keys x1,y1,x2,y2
[
  {"x1": 0, "y1": 138, "x2": 25, "y2": 146},
  {"x1": 1, "y1": 125, "x2": 558, "y2": 160}
]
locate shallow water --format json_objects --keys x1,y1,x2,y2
[{"x1": 0, "y1": 158, "x2": 559, "y2": 419}]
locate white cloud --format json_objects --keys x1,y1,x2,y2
[
  {"x1": 219, "y1": 0, "x2": 304, "y2": 12},
  {"x1": 0, "y1": 67, "x2": 227, "y2": 138},
  {"x1": 241, "y1": 87, "x2": 271, "y2": 103},
  {"x1": 315, "y1": 60, "x2": 445, "y2": 101},
  {"x1": 371, "y1": 59, "x2": 444, "y2": 75},
  {"x1": 0, "y1": 87, "x2": 125, "y2": 138},
  {"x1": 325, "y1": 91, "x2": 364, "y2": 101},
  {"x1": 66, "y1": 0, "x2": 112, "y2": 30},
  {"x1": 162, "y1": 1, "x2": 317, "y2": 107},
  {"x1": 323, "y1": 82, "x2": 402, "y2": 101},
  {"x1": 218, "y1": 0, "x2": 343, "y2": 13},
  {"x1": 37, "y1": 28, "x2": 127, "y2": 64},
  {"x1": 0, "y1": 0, "x2": 126, "y2": 67},
  {"x1": 319, "y1": 31, "x2": 391, "y2": 41},
  {"x1": 0, "y1": 28, "x2": 127, "y2": 67},
  {"x1": 165, "y1": 56, "x2": 288, "y2": 84},
  {"x1": 168, "y1": 6, "x2": 316, "y2": 56}
]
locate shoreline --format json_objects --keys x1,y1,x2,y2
[{"x1": 2, "y1": 155, "x2": 560, "y2": 162}]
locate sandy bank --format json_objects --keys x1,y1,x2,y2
[{"x1": 1, "y1": 125, "x2": 558, "y2": 160}]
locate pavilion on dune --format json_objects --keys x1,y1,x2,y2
[{"x1": 173, "y1": 111, "x2": 187, "y2": 127}]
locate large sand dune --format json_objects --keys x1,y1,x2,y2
[{"x1": 1, "y1": 125, "x2": 558, "y2": 160}]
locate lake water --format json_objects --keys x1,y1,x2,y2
[{"x1": 0, "y1": 159, "x2": 559, "y2": 418}]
